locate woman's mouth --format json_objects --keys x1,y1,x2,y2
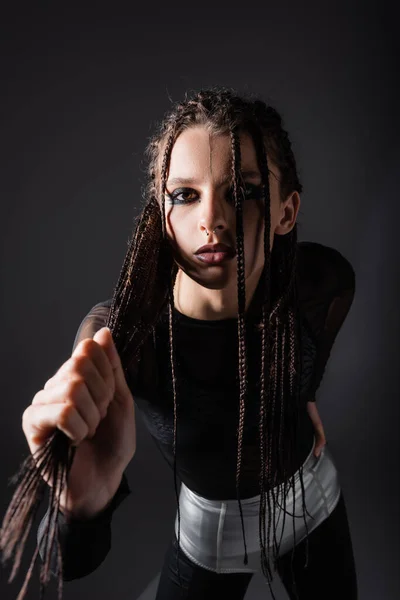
[
  {"x1": 194, "y1": 243, "x2": 236, "y2": 265},
  {"x1": 195, "y1": 252, "x2": 235, "y2": 264}
]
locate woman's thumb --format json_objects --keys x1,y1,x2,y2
[{"x1": 93, "y1": 327, "x2": 132, "y2": 403}]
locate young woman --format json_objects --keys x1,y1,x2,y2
[{"x1": 26, "y1": 88, "x2": 357, "y2": 599}]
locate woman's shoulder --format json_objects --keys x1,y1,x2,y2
[
  {"x1": 72, "y1": 299, "x2": 151, "y2": 395},
  {"x1": 72, "y1": 299, "x2": 112, "y2": 351},
  {"x1": 90, "y1": 299, "x2": 113, "y2": 311},
  {"x1": 79, "y1": 299, "x2": 113, "y2": 320},
  {"x1": 296, "y1": 241, "x2": 356, "y2": 300},
  {"x1": 296, "y1": 241, "x2": 356, "y2": 347}
]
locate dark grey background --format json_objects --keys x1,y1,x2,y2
[{"x1": 0, "y1": 2, "x2": 398, "y2": 599}]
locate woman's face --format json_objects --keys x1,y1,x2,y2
[{"x1": 163, "y1": 125, "x2": 299, "y2": 291}]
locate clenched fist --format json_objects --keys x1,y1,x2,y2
[{"x1": 22, "y1": 327, "x2": 136, "y2": 519}]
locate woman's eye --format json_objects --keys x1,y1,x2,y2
[
  {"x1": 166, "y1": 188, "x2": 199, "y2": 204},
  {"x1": 227, "y1": 183, "x2": 263, "y2": 203},
  {"x1": 166, "y1": 184, "x2": 263, "y2": 205}
]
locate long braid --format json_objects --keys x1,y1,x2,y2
[
  {"x1": 254, "y1": 126, "x2": 276, "y2": 592},
  {"x1": 245, "y1": 118, "x2": 280, "y2": 596},
  {"x1": 157, "y1": 124, "x2": 186, "y2": 595},
  {"x1": 249, "y1": 99, "x2": 308, "y2": 595},
  {"x1": 230, "y1": 125, "x2": 250, "y2": 565}
]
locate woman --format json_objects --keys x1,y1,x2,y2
[{"x1": 27, "y1": 88, "x2": 357, "y2": 599}]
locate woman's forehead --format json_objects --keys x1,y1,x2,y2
[
  {"x1": 167, "y1": 127, "x2": 260, "y2": 178},
  {"x1": 165, "y1": 126, "x2": 278, "y2": 183}
]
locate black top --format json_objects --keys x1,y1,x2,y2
[{"x1": 37, "y1": 241, "x2": 356, "y2": 580}]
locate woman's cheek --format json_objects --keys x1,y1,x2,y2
[
  {"x1": 165, "y1": 211, "x2": 181, "y2": 240},
  {"x1": 167, "y1": 224, "x2": 192, "y2": 264}
]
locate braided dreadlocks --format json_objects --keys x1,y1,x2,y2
[{"x1": 0, "y1": 87, "x2": 308, "y2": 600}]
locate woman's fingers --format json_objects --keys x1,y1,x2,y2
[
  {"x1": 22, "y1": 401, "x2": 90, "y2": 451},
  {"x1": 306, "y1": 400, "x2": 327, "y2": 457},
  {"x1": 93, "y1": 328, "x2": 133, "y2": 407},
  {"x1": 32, "y1": 379, "x2": 103, "y2": 439},
  {"x1": 24, "y1": 326, "x2": 133, "y2": 461},
  {"x1": 44, "y1": 335, "x2": 114, "y2": 395},
  {"x1": 314, "y1": 433, "x2": 326, "y2": 457}
]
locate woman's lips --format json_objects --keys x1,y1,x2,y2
[{"x1": 194, "y1": 252, "x2": 235, "y2": 264}]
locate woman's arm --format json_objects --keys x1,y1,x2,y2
[
  {"x1": 36, "y1": 301, "x2": 132, "y2": 581},
  {"x1": 37, "y1": 471, "x2": 131, "y2": 580},
  {"x1": 298, "y1": 242, "x2": 356, "y2": 404}
]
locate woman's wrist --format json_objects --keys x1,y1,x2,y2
[{"x1": 59, "y1": 469, "x2": 125, "y2": 522}]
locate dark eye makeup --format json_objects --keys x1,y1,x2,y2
[
  {"x1": 226, "y1": 183, "x2": 264, "y2": 204},
  {"x1": 165, "y1": 182, "x2": 264, "y2": 205},
  {"x1": 165, "y1": 188, "x2": 199, "y2": 204}
]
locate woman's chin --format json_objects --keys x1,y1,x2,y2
[{"x1": 177, "y1": 264, "x2": 235, "y2": 291}]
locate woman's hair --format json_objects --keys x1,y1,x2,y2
[
  {"x1": 0, "y1": 87, "x2": 308, "y2": 600},
  {"x1": 111, "y1": 87, "x2": 309, "y2": 597}
]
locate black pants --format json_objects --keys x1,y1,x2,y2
[{"x1": 154, "y1": 491, "x2": 358, "y2": 600}]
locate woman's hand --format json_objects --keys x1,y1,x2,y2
[
  {"x1": 306, "y1": 400, "x2": 326, "y2": 457},
  {"x1": 22, "y1": 327, "x2": 136, "y2": 519}
]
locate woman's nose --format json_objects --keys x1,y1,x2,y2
[{"x1": 198, "y1": 189, "x2": 230, "y2": 236}]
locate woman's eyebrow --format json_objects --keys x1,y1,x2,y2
[
  {"x1": 240, "y1": 170, "x2": 262, "y2": 180},
  {"x1": 166, "y1": 170, "x2": 261, "y2": 188},
  {"x1": 166, "y1": 176, "x2": 198, "y2": 187}
]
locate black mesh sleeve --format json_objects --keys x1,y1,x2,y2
[
  {"x1": 37, "y1": 471, "x2": 131, "y2": 580},
  {"x1": 298, "y1": 243, "x2": 356, "y2": 403},
  {"x1": 36, "y1": 300, "x2": 132, "y2": 580}
]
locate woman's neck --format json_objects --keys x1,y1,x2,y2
[{"x1": 173, "y1": 267, "x2": 263, "y2": 321}]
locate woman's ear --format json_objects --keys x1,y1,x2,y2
[{"x1": 275, "y1": 191, "x2": 301, "y2": 235}]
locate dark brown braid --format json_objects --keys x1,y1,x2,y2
[
  {"x1": 230, "y1": 125, "x2": 250, "y2": 564},
  {"x1": 157, "y1": 125, "x2": 185, "y2": 592},
  {"x1": 0, "y1": 87, "x2": 310, "y2": 600}
]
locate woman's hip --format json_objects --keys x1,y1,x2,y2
[{"x1": 173, "y1": 436, "x2": 342, "y2": 574}]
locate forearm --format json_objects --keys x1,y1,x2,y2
[
  {"x1": 37, "y1": 471, "x2": 131, "y2": 581},
  {"x1": 37, "y1": 507, "x2": 112, "y2": 581}
]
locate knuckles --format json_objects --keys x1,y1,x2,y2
[
  {"x1": 64, "y1": 376, "x2": 87, "y2": 397},
  {"x1": 31, "y1": 389, "x2": 44, "y2": 405},
  {"x1": 68, "y1": 353, "x2": 91, "y2": 374},
  {"x1": 21, "y1": 405, "x2": 32, "y2": 433},
  {"x1": 25, "y1": 340, "x2": 115, "y2": 443},
  {"x1": 57, "y1": 405, "x2": 73, "y2": 431},
  {"x1": 97, "y1": 401, "x2": 109, "y2": 421},
  {"x1": 76, "y1": 337, "x2": 104, "y2": 363},
  {"x1": 62, "y1": 373, "x2": 112, "y2": 421}
]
